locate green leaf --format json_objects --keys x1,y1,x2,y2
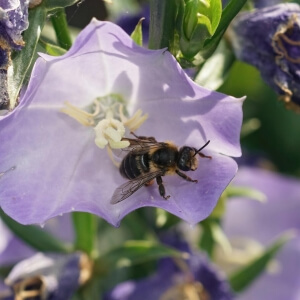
[
  {"x1": 72, "y1": 212, "x2": 98, "y2": 257},
  {"x1": 8, "y1": 4, "x2": 47, "y2": 109},
  {"x1": 0, "y1": 208, "x2": 72, "y2": 253},
  {"x1": 200, "y1": 218, "x2": 232, "y2": 257},
  {"x1": 45, "y1": 0, "x2": 80, "y2": 10},
  {"x1": 199, "y1": 220, "x2": 215, "y2": 257},
  {"x1": 130, "y1": 18, "x2": 145, "y2": 46},
  {"x1": 99, "y1": 240, "x2": 187, "y2": 270},
  {"x1": 148, "y1": 0, "x2": 180, "y2": 52},
  {"x1": 212, "y1": 0, "x2": 247, "y2": 41},
  {"x1": 199, "y1": 0, "x2": 247, "y2": 60},
  {"x1": 229, "y1": 231, "x2": 295, "y2": 292},
  {"x1": 194, "y1": 39, "x2": 235, "y2": 90},
  {"x1": 38, "y1": 39, "x2": 67, "y2": 56},
  {"x1": 226, "y1": 186, "x2": 267, "y2": 203}
]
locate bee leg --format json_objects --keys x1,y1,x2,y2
[
  {"x1": 156, "y1": 176, "x2": 170, "y2": 200},
  {"x1": 198, "y1": 152, "x2": 212, "y2": 159},
  {"x1": 130, "y1": 132, "x2": 157, "y2": 142},
  {"x1": 176, "y1": 170, "x2": 198, "y2": 183}
]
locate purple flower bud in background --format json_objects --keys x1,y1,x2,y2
[
  {"x1": 0, "y1": 0, "x2": 29, "y2": 50},
  {"x1": 104, "y1": 233, "x2": 233, "y2": 300},
  {"x1": 222, "y1": 0, "x2": 281, "y2": 9},
  {"x1": 230, "y1": 4, "x2": 300, "y2": 112},
  {"x1": 2, "y1": 252, "x2": 91, "y2": 300},
  {"x1": 0, "y1": 0, "x2": 29, "y2": 110},
  {"x1": 0, "y1": 215, "x2": 74, "y2": 299},
  {"x1": 253, "y1": 0, "x2": 282, "y2": 9},
  {"x1": 219, "y1": 167, "x2": 300, "y2": 300},
  {"x1": 0, "y1": 20, "x2": 243, "y2": 227}
]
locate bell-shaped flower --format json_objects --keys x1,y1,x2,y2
[
  {"x1": 104, "y1": 233, "x2": 233, "y2": 300},
  {"x1": 0, "y1": 215, "x2": 74, "y2": 299},
  {"x1": 230, "y1": 3, "x2": 300, "y2": 111},
  {"x1": 219, "y1": 167, "x2": 300, "y2": 300},
  {"x1": 0, "y1": 19, "x2": 243, "y2": 226},
  {"x1": 3, "y1": 252, "x2": 91, "y2": 300}
]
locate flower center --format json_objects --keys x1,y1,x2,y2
[
  {"x1": 60, "y1": 94, "x2": 148, "y2": 150},
  {"x1": 272, "y1": 14, "x2": 300, "y2": 64},
  {"x1": 12, "y1": 276, "x2": 45, "y2": 300},
  {"x1": 160, "y1": 281, "x2": 210, "y2": 300},
  {"x1": 272, "y1": 14, "x2": 300, "y2": 110}
]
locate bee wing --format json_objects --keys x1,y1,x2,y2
[
  {"x1": 110, "y1": 169, "x2": 164, "y2": 204},
  {"x1": 122, "y1": 138, "x2": 167, "y2": 155}
]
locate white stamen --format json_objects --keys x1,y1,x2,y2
[
  {"x1": 94, "y1": 118, "x2": 129, "y2": 149},
  {"x1": 124, "y1": 109, "x2": 148, "y2": 131},
  {"x1": 61, "y1": 95, "x2": 147, "y2": 154}
]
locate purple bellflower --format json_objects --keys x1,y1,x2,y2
[
  {"x1": 219, "y1": 167, "x2": 300, "y2": 300},
  {"x1": 104, "y1": 233, "x2": 233, "y2": 300},
  {"x1": 2, "y1": 252, "x2": 91, "y2": 300},
  {"x1": 0, "y1": 216, "x2": 75, "y2": 299},
  {"x1": 0, "y1": 0, "x2": 29, "y2": 49},
  {"x1": 253, "y1": 0, "x2": 282, "y2": 9},
  {"x1": 0, "y1": 0, "x2": 29, "y2": 110},
  {"x1": 230, "y1": 4, "x2": 300, "y2": 111},
  {"x1": 0, "y1": 20, "x2": 243, "y2": 226}
]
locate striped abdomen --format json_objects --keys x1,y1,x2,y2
[{"x1": 120, "y1": 152, "x2": 150, "y2": 179}]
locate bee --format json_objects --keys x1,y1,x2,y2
[{"x1": 110, "y1": 133, "x2": 212, "y2": 204}]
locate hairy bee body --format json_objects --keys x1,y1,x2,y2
[
  {"x1": 110, "y1": 135, "x2": 211, "y2": 204},
  {"x1": 120, "y1": 143, "x2": 178, "y2": 180}
]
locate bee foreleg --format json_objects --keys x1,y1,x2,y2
[
  {"x1": 156, "y1": 176, "x2": 170, "y2": 200},
  {"x1": 130, "y1": 132, "x2": 157, "y2": 142},
  {"x1": 198, "y1": 152, "x2": 212, "y2": 159},
  {"x1": 176, "y1": 170, "x2": 198, "y2": 183}
]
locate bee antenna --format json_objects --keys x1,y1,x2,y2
[{"x1": 193, "y1": 140, "x2": 210, "y2": 157}]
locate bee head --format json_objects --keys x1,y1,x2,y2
[
  {"x1": 177, "y1": 141, "x2": 210, "y2": 171},
  {"x1": 177, "y1": 147, "x2": 198, "y2": 171}
]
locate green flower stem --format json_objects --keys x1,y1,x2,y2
[
  {"x1": 50, "y1": 8, "x2": 72, "y2": 50},
  {"x1": 72, "y1": 212, "x2": 99, "y2": 257},
  {"x1": 148, "y1": 0, "x2": 179, "y2": 52}
]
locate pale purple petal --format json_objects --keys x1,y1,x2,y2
[
  {"x1": 223, "y1": 167, "x2": 300, "y2": 300},
  {"x1": 0, "y1": 215, "x2": 73, "y2": 265},
  {"x1": 0, "y1": 20, "x2": 243, "y2": 226}
]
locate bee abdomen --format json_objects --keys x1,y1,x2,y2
[{"x1": 120, "y1": 153, "x2": 150, "y2": 180}]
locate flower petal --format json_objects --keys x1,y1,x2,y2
[
  {"x1": 0, "y1": 20, "x2": 242, "y2": 226},
  {"x1": 223, "y1": 167, "x2": 300, "y2": 300},
  {"x1": 115, "y1": 153, "x2": 237, "y2": 226}
]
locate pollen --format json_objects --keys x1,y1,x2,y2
[
  {"x1": 60, "y1": 95, "x2": 148, "y2": 150},
  {"x1": 160, "y1": 282, "x2": 210, "y2": 300},
  {"x1": 94, "y1": 118, "x2": 130, "y2": 149}
]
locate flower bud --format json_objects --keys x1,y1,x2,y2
[
  {"x1": 180, "y1": 0, "x2": 222, "y2": 59},
  {"x1": 230, "y1": 3, "x2": 300, "y2": 111}
]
